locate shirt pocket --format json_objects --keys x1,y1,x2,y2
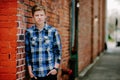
[
  {"x1": 31, "y1": 37, "x2": 38, "y2": 47},
  {"x1": 44, "y1": 36, "x2": 52, "y2": 45},
  {"x1": 43, "y1": 36, "x2": 53, "y2": 51}
]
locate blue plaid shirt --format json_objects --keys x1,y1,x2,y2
[{"x1": 25, "y1": 24, "x2": 62, "y2": 77}]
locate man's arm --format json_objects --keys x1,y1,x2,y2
[
  {"x1": 28, "y1": 66, "x2": 37, "y2": 79},
  {"x1": 25, "y1": 30, "x2": 32, "y2": 66},
  {"x1": 25, "y1": 30, "x2": 37, "y2": 78},
  {"x1": 53, "y1": 30, "x2": 62, "y2": 68}
]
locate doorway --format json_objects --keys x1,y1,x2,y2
[{"x1": 70, "y1": 0, "x2": 79, "y2": 79}]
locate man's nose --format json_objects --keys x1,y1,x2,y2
[{"x1": 38, "y1": 15, "x2": 42, "y2": 18}]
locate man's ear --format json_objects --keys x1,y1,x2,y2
[
  {"x1": 32, "y1": 17, "x2": 35, "y2": 23},
  {"x1": 45, "y1": 16, "x2": 49, "y2": 22}
]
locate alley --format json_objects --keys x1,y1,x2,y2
[{"x1": 78, "y1": 42, "x2": 120, "y2": 80}]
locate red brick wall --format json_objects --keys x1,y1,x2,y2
[
  {"x1": 99, "y1": 0, "x2": 106, "y2": 52},
  {"x1": 78, "y1": 0, "x2": 93, "y2": 72},
  {"x1": 0, "y1": 0, "x2": 17, "y2": 80},
  {"x1": 0, "y1": 0, "x2": 70, "y2": 80},
  {"x1": 16, "y1": 0, "x2": 28, "y2": 79},
  {"x1": 92, "y1": 0, "x2": 99, "y2": 60},
  {"x1": 78, "y1": 0, "x2": 105, "y2": 72},
  {"x1": 91, "y1": 0, "x2": 106, "y2": 60},
  {"x1": 16, "y1": 0, "x2": 71, "y2": 80}
]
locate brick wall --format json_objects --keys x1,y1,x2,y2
[
  {"x1": 0, "y1": 0, "x2": 70, "y2": 80},
  {"x1": 16, "y1": 0, "x2": 71, "y2": 80},
  {"x1": 78, "y1": 0, "x2": 106, "y2": 72},
  {"x1": 16, "y1": 0, "x2": 27, "y2": 79},
  {"x1": 78, "y1": 0, "x2": 93, "y2": 71},
  {"x1": 99, "y1": 0, "x2": 106, "y2": 52},
  {"x1": 91, "y1": 0, "x2": 106, "y2": 60},
  {"x1": 92, "y1": 0, "x2": 99, "y2": 60},
  {"x1": 0, "y1": 0, "x2": 17, "y2": 80}
]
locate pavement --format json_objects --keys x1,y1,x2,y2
[{"x1": 77, "y1": 41, "x2": 120, "y2": 80}]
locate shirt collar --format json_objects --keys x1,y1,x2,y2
[{"x1": 33, "y1": 23, "x2": 49, "y2": 31}]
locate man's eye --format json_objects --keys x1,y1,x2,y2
[
  {"x1": 40, "y1": 14, "x2": 44, "y2": 16},
  {"x1": 35, "y1": 15, "x2": 39, "y2": 17}
]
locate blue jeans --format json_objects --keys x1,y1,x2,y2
[{"x1": 31, "y1": 74, "x2": 57, "y2": 80}]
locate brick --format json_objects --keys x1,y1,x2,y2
[
  {"x1": 0, "y1": 54, "x2": 9, "y2": 61},
  {"x1": 0, "y1": 8, "x2": 17, "y2": 15},
  {"x1": 10, "y1": 53, "x2": 16, "y2": 60},
  {"x1": 0, "y1": 34, "x2": 9, "y2": 41},
  {"x1": 0, "y1": 2, "x2": 16, "y2": 9},
  {"x1": 17, "y1": 9, "x2": 24, "y2": 15},
  {"x1": 0, "y1": 28, "x2": 9, "y2": 35},
  {"x1": 17, "y1": 28, "x2": 21, "y2": 34},
  {"x1": 27, "y1": 17, "x2": 33, "y2": 23},
  {"x1": 0, "y1": 24, "x2": 17, "y2": 41},
  {"x1": 9, "y1": 15, "x2": 17, "y2": 21},
  {"x1": 0, "y1": 16, "x2": 9, "y2": 21},
  {"x1": 17, "y1": 54, "x2": 20, "y2": 59},
  {"x1": 17, "y1": 59, "x2": 25, "y2": 66},
  {"x1": 10, "y1": 41, "x2": 17, "y2": 48},
  {"x1": 17, "y1": 66, "x2": 21, "y2": 72},
  {"x1": 0, "y1": 0, "x2": 16, "y2": 2},
  {"x1": 17, "y1": 2, "x2": 23, "y2": 8},
  {"x1": 10, "y1": 48, "x2": 16, "y2": 55},
  {"x1": 24, "y1": 0, "x2": 29, "y2": 5},
  {"x1": 0, "y1": 67, "x2": 16, "y2": 74},
  {"x1": 0, "y1": 22, "x2": 17, "y2": 28},
  {"x1": 0, "y1": 74, "x2": 16, "y2": 80},
  {"x1": 16, "y1": 73, "x2": 22, "y2": 79},
  {"x1": 17, "y1": 66, "x2": 25, "y2": 73},
  {"x1": 0, "y1": 61, "x2": 16, "y2": 67},
  {"x1": 22, "y1": 71, "x2": 25, "y2": 77},
  {"x1": 0, "y1": 47, "x2": 10, "y2": 54},
  {"x1": 21, "y1": 53, "x2": 25, "y2": 58},
  {"x1": 17, "y1": 16, "x2": 23, "y2": 22},
  {"x1": 30, "y1": 0, "x2": 35, "y2": 6},
  {"x1": 0, "y1": 41, "x2": 9, "y2": 48},
  {"x1": 8, "y1": 2, "x2": 17, "y2": 7},
  {"x1": 9, "y1": 8, "x2": 17, "y2": 14},
  {"x1": 9, "y1": 27, "x2": 17, "y2": 36},
  {"x1": 0, "y1": 31, "x2": 12, "y2": 41},
  {"x1": 17, "y1": 42, "x2": 24, "y2": 47},
  {"x1": 21, "y1": 65, "x2": 25, "y2": 71},
  {"x1": 8, "y1": 34, "x2": 17, "y2": 41},
  {"x1": 0, "y1": 47, "x2": 13, "y2": 55}
]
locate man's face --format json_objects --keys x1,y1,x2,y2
[{"x1": 33, "y1": 10, "x2": 46, "y2": 25}]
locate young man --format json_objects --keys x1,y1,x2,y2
[{"x1": 25, "y1": 5, "x2": 62, "y2": 80}]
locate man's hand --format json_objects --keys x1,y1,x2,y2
[
  {"x1": 47, "y1": 69, "x2": 57, "y2": 76},
  {"x1": 28, "y1": 66, "x2": 37, "y2": 79},
  {"x1": 29, "y1": 71, "x2": 37, "y2": 79}
]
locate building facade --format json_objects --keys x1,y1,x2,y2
[{"x1": 0, "y1": 0, "x2": 106, "y2": 80}]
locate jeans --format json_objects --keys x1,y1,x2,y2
[{"x1": 31, "y1": 74, "x2": 57, "y2": 80}]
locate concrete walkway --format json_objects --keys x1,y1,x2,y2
[{"x1": 78, "y1": 44, "x2": 120, "y2": 80}]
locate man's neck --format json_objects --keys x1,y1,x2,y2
[{"x1": 36, "y1": 23, "x2": 44, "y2": 30}]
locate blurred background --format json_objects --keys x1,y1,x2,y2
[{"x1": 106, "y1": 0, "x2": 120, "y2": 48}]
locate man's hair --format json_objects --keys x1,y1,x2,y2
[{"x1": 31, "y1": 5, "x2": 46, "y2": 16}]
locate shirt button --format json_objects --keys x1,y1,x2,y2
[
  {"x1": 39, "y1": 38, "x2": 42, "y2": 41},
  {"x1": 47, "y1": 48, "x2": 50, "y2": 51}
]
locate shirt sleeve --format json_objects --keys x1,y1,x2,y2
[
  {"x1": 53, "y1": 30, "x2": 62, "y2": 64},
  {"x1": 25, "y1": 30, "x2": 32, "y2": 66}
]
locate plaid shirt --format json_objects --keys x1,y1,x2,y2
[{"x1": 25, "y1": 24, "x2": 62, "y2": 77}]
